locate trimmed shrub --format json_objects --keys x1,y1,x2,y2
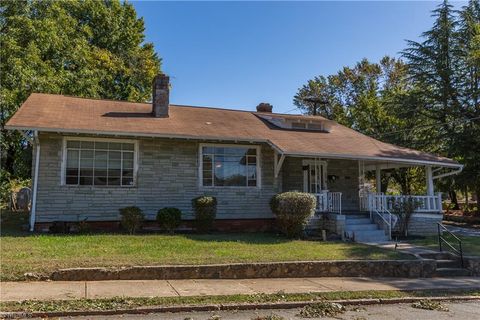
[
  {"x1": 270, "y1": 191, "x2": 316, "y2": 238},
  {"x1": 192, "y1": 196, "x2": 217, "y2": 233},
  {"x1": 157, "y1": 207, "x2": 182, "y2": 233},
  {"x1": 119, "y1": 206, "x2": 144, "y2": 234}
]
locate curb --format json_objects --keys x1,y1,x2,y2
[{"x1": 1, "y1": 295, "x2": 479, "y2": 318}]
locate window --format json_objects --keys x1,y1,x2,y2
[
  {"x1": 291, "y1": 121, "x2": 324, "y2": 131},
  {"x1": 291, "y1": 122, "x2": 307, "y2": 129},
  {"x1": 201, "y1": 145, "x2": 259, "y2": 187},
  {"x1": 64, "y1": 139, "x2": 136, "y2": 186},
  {"x1": 307, "y1": 123, "x2": 323, "y2": 131}
]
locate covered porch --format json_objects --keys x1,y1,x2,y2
[{"x1": 274, "y1": 152, "x2": 462, "y2": 237}]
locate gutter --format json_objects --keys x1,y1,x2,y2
[{"x1": 30, "y1": 130, "x2": 40, "y2": 232}]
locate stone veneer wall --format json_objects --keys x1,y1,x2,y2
[
  {"x1": 50, "y1": 259, "x2": 435, "y2": 281},
  {"x1": 373, "y1": 213, "x2": 443, "y2": 236},
  {"x1": 34, "y1": 133, "x2": 281, "y2": 223},
  {"x1": 282, "y1": 158, "x2": 360, "y2": 212},
  {"x1": 402, "y1": 214, "x2": 443, "y2": 235}
]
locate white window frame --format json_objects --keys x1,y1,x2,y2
[
  {"x1": 198, "y1": 143, "x2": 262, "y2": 189},
  {"x1": 61, "y1": 136, "x2": 139, "y2": 187}
]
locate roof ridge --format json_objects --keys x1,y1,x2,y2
[
  {"x1": 31, "y1": 92, "x2": 151, "y2": 105},
  {"x1": 31, "y1": 92, "x2": 314, "y2": 117}
]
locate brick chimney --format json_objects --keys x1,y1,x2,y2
[
  {"x1": 256, "y1": 102, "x2": 273, "y2": 113},
  {"x1": 152, "y1": 74, "x2": 169, "y2": 118}
]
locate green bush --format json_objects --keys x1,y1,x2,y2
[
  {"x1": 156, "y1": 207, "x2": 182, "y2": 233},
  {"x1": 270, "y1": 191, "x2": 316, "y2": 238},
  {"x1": 192, "y1": 196, "x2": 217, "y2": 233},
  {"x1": 119, "y1": 206, "x2": 144, "y2": 234}
]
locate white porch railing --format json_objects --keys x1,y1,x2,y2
[
  {"x1": 360, "y1": 193, "x2": 443, "y2": 214},
  {"x1": 314, "y1": 191, "x2": 342, "y2": 214},
  {"x1": 360, "y1": 192, "x2": 443, "y2": 240}
]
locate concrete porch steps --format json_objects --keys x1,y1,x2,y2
[
  {"x1": 344, "y1": 214, "x2": 389, "y2": 242},
  {"x1": 307, "y1": 213, "x2": 389, "y2": 242}
]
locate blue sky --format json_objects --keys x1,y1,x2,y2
[{"x1": 132, "y1": 1, "x2": 466, "y2": 114}]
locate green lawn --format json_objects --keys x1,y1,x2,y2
[
  {"x1": 0, "y1": 210, "x2": 412, "y2": 281},
  {"x1": 409, "y1": 234, "x2": 480, "y2": 257},
  {"x1": 0, "y1": 231, "x2": 412, "y2": 281}
]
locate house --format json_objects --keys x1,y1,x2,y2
[{"x1": 6, "y1": 74, "x2": 462, "y2": 239}]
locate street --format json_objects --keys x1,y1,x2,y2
[{"x1": 27, "y1": 300, "x2": 480, "y2": 320}]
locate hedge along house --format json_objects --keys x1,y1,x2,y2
[{"x1": 6, "y1": 74, "x2": 462, "y2": 240}]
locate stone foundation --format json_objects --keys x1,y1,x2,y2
[
  {"x1": 50, "y1": 259, "x2": 433, "y2": 281},
  {"x1": 406, "y1": 214, "x2": 443, "y2": 235},
  {"x1": 322, "y1": 213, "x2": 443, "y2": 237}
]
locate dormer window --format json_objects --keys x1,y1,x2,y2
[
  {"x1": 256, "y1": 113, "x2": 331, "y2": 132},
  {"x1": 291, "y1": 122, "x2": 307, "y2": 129},
  {"x1": 306, "y1": 123, "x2": 323, "y2": 131}
]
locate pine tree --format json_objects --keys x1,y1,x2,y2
[{"x1": 455, "y1": 0, "x2": 480, "y2": 210}]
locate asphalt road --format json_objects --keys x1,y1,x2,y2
[{"x1": 29, "y1": 300, "x2": 480, "y2": 320}]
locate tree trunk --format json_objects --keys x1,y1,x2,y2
[
  {"x1": 381, "y1": 176, "x2": 390, "y2": 194},
  {"x1": 464, "y1": 186, "x2": 469, "y2": 207},
  {"x1": 449, "y1": 190, "x2": 459, "y2": 210},
  {"x1": 476, "y1": 187, "x2": 480, "y2": 217}
]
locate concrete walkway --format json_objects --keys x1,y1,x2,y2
[
  {"x1": 365, "y1": 242, "x2": 440, "y2": 257},
  {"x1": 446, "y1": 224, "x2": 480, "y2": 237},
  {"x1": 1, "y1": 277, "x2": 479, "y2": 302}
]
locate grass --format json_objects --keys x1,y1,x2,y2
[
  {"x1": 409, "y1": 234, "x2": 480, "y2": 257},
  {"x1": 0, "y1": 211, "x2": 412, "y2": 281},
  {"x1": 1, "y1": 289, "x2": 478, "y2": 313}
]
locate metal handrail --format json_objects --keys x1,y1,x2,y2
[
  {"x1": 437, "y1": 223, "x2": 464, "y2": 268},
  {"x1": 368, "y1": 193, "x2": 393, "y2": 240}
]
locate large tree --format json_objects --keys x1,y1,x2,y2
[
  {"x1": 0, "y1": 0, "x2": 161, "y2": 200},
  {"x1": 454, "y1": 0, "x2": 480, "y2": 209},
  {"x1": 402, "y1": 0, "x2": 480, "y2": 209},
  {"x1": 294, "y1": 57, "x2": 410, "y2": 140},
  {"x1": 293, "y1": 57, "x2": 427, "y2": 194}
]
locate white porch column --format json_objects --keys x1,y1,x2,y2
[
  {"x1": 375, "y1": 166, "x2": 381, "y2": 193},
  {"x1": 426, "y1": 166, "x2": 434, "y2": 196}
]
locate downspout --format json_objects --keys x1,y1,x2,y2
[
  {"x1": 432, "y1": 166, "x2": 463, "y2": 180},
  {"x1": 30, "y1": 130, "x2": 40, "y2": 232}
]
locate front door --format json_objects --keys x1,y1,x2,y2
[{"x1": 302, "y1": 160, "x2": 327, "y2": 193}]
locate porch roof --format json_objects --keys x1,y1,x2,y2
[{"x1": 6, "y1": 93, "x2": 461, "y2": 168}]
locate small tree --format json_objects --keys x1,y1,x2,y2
[
  {"x1": 270, "y1": 191, "x2": 316, "y2": 238},
  {"x1": 156, "y1": 207, "x2": 182, "y2": 234},
  {"x1": 391, "y1": 197, "x2": 421, "y2": 237},
  {"x1": 192, "y1": 196, "x2": 217, "y2": 233},
  {"x1": 119, "y1": 206, "x2": 144, "y2": 234}
]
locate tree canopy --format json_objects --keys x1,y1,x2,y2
[
  {"x1": 0, "y1": 0, "x2": 161, "y2": 203},
  {"x1": 294, "y1": 0, "x2": 480, "y2": 208}
]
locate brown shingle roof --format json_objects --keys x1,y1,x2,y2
[{"x1": 6, "y1": 93, "x2": 459, "y2": 167}]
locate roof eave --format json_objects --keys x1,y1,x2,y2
[
  {"x1": 6, "y1": 125, "x2": 461, "y2": 169},
  {"x1": 282, "y1": 151, "x2": 462, "y2": 169}
]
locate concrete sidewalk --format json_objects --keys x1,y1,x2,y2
[{"x1": 1, "y1": 277, "x2": 479, "y2": 302}]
